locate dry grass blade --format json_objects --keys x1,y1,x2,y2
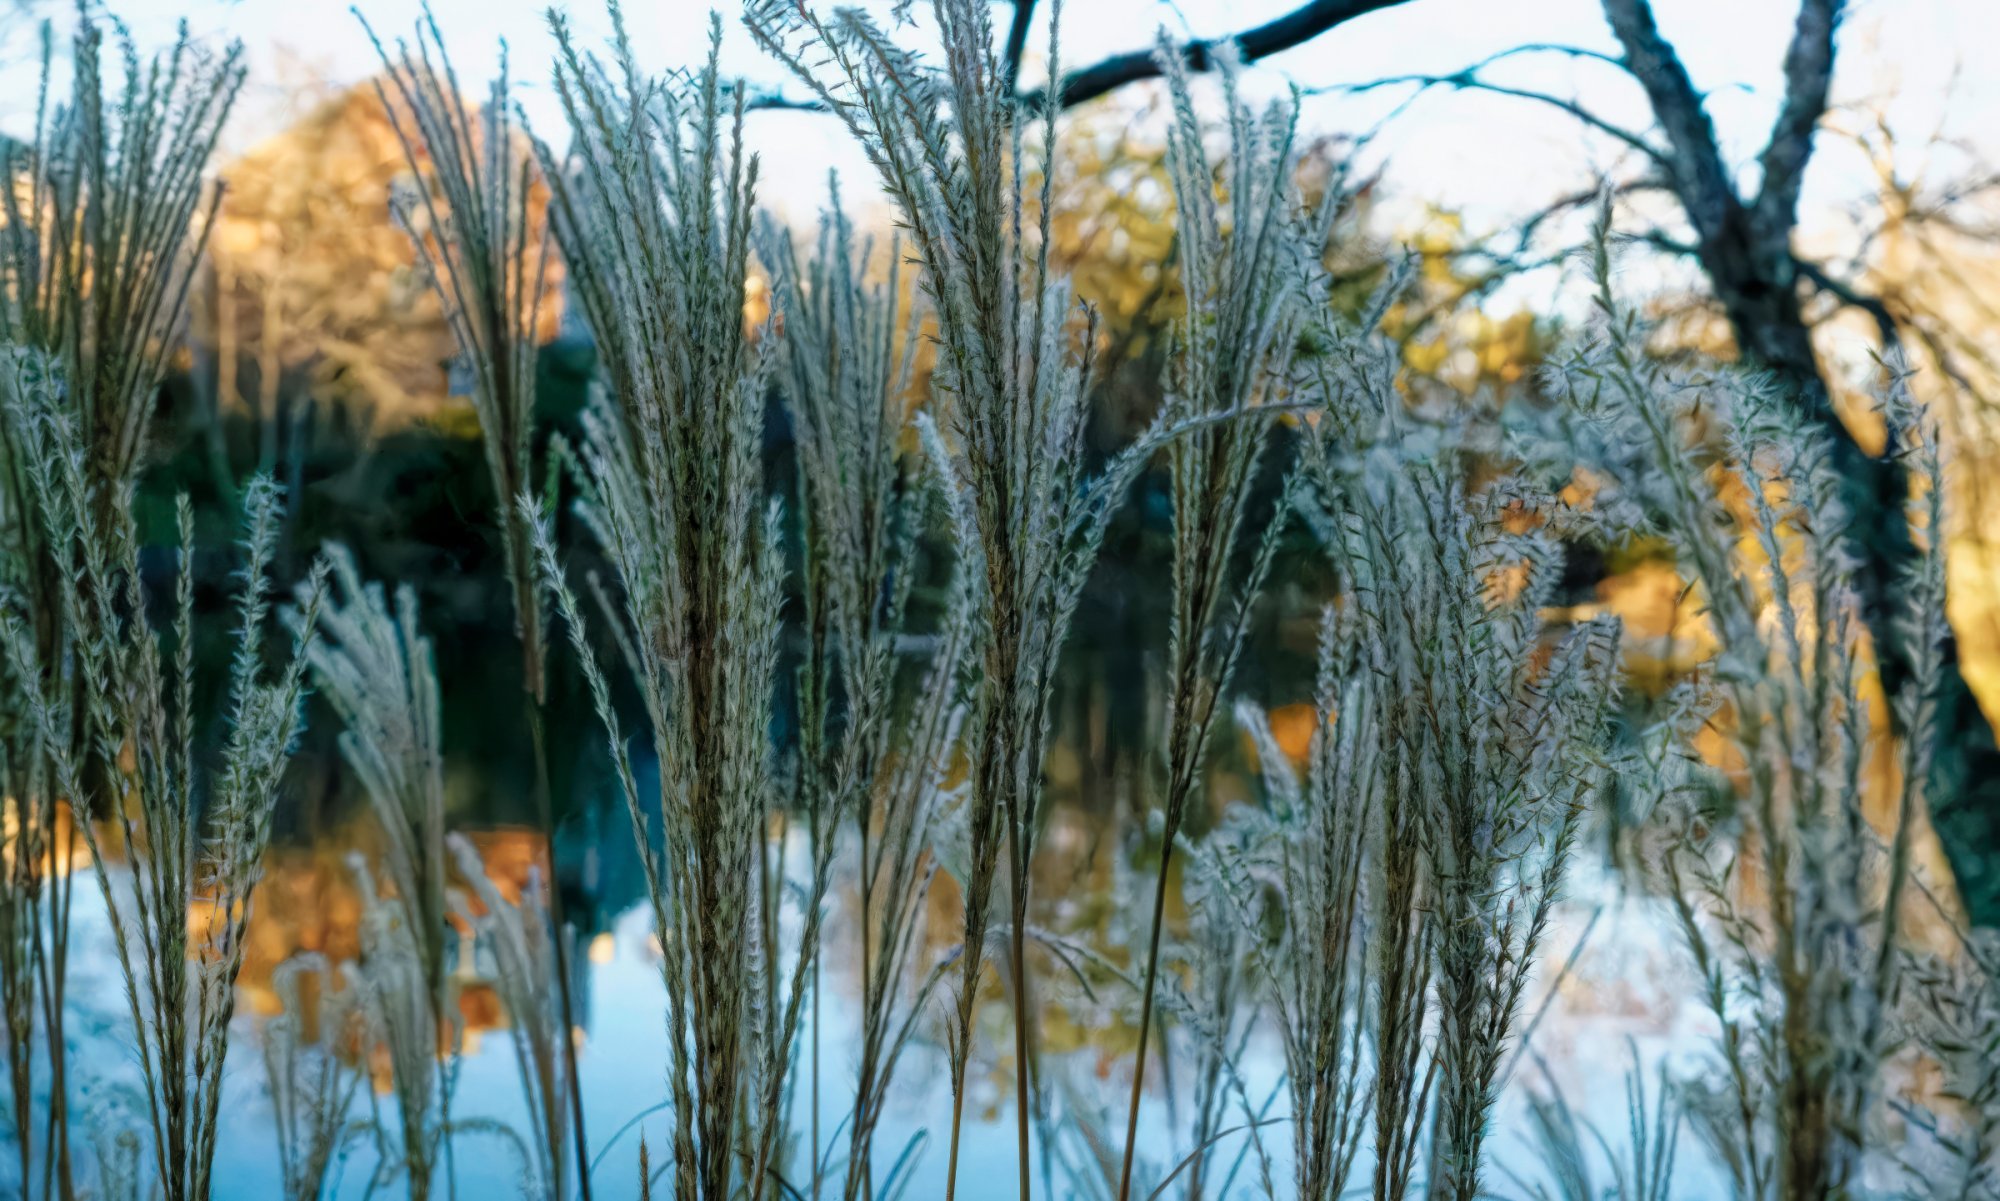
[
  {"x1": 743, "y1": 4, "x2": 1185, "y2": 1193},
  {"x1": 534, "y1": 8, "x2": 783, "y2": 1199},
  {"x1": 262, "y1": 954, "x2": 372, "y2": 1201},
  {"x1": 450, "y1": 834, "x2": 579, "y2": 1201},
  {"x1": 0, "y1": 13, "x2": 244, "y2": 494},
  {"x1": 1542, "y1": 211, "x2": 1956, "y2": 1201},
  {"x1": 1, "y1": 16, "x2": 243, "y2": 1193},
  {"x1": 756, "y1": 174, "x2": 980, "y2": 1200},
  {"x1": 294, "y1": 546, "x2": 454, "y2": 1200},
  {"x1": 1114, "y1": 35, "x2": 1340, "y2": 1201},
  {"x1": 0, "y1": 368, "x2": 324, "y2": 1201},
  {"x1": 360, "y1": 7, "x2": 592, "y2": 1193}
]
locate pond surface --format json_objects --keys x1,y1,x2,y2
[{"x1": 36, "y1": 828, "x2": 1737, "y2": 1201}]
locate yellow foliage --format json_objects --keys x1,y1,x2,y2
[
  {"x1": 1383, "y1": 209, "x2": 1549, "y2": 397},
  {"x1": 198, "y1": 79, "x2": 563, "y2": 425}
]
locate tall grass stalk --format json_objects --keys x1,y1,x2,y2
[
  {"x1": 745, "y1": 4, "x2": 1183, "y2": 1193},
  {"x1": 531, "y1": 10, "x2": 792, "y2": 1198},
  {"x1": 755, "y1": 187, "x2": 974, "y2": 1201},
  {"x1": 263, "y1": 954, "x2": 372, "y2": 1201},
  {"x1": 1228, "y1": 609, "x2": 1375, "y2": 1201},
  {"x1": 1504, "y1": 1048, "x2": 1680, "y2": 1201},
  {"x1": 361, "y1": 5, "x2": 549, "y2": 699},
  {"x1": 0, "y1": 369, "x2": 323, "y2": 1201},
  {"x1": 1173, "y1": 837, "x2": 1279, "y2": 1201},
  {"x1": 360, "y1": 13, "x2": 592, "y2": 1195},
  {"x1": 1, "y1": 16, "x2": 242, "y2": 1195},
  {"x1": 295, "y1": 547, "x2": 456, "y2": 1199},
  {"x1": 1289, "y1": 283, "x2": 1445, "y2": 1201},
  {"x1": 1112, "y1": 38, "x2": 1336, "y2": 1201},
  {"x1": 0, "y1": 15, "x2": 243, "y2": 499},
  {"x1": 1898, "y1": 934, "x2": 2000, "y2": 1198},
  {"x1": 450, "y1": 833, "x2": 578, "y2": 1201},
  {"x1": 1290, "y1": 267, "x2": 1623, "y2": 1201},
  {"x1": 1406, "y1": 477, "x2": 1618, "y2": 1201}
]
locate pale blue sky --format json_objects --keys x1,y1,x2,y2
[{"x1": 3, "y1": 0, "x2": 1991, "y2": 305}]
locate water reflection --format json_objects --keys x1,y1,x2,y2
[{"x1": 26, "y1": 800, "x2": 1742, "y2": 1201}]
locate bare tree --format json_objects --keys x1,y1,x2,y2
[
  {"x1": 1334, "y1": 0, "x2": 2000, "y2": 925},
  {"x1": 748, "y1": 1, "x2": 1416, "y2": 112},
  {"x1": 1015, "y1": 0, "x2": 1412, "y2": 108}
]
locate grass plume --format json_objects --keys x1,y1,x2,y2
[
  {"x1": 532, "y1": 9, "x2": 786, "y2": 1198},
  {"x1": 744, "y1": 4, "x2": 1189, "y2": 1191}
]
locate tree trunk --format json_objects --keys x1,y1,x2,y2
[
  {"x1": 1705, "y1": 218, "x2": 2000, "y2": 926},
  {"x1": 1601, "y1": 0, "x2": 2000, "y2": 926}
]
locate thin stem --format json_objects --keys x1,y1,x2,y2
[
  {"x1": 944, "y1": 1049, "x2": 971, "y2": 1201},
  {"x1": 527, "y1": 693, "x2": 593, "y2": 1201},
  {"x1": 1116, "y1": 840, "x2": 1176, "y2": 1201},
  {"x1": 812, "y1": 952, "x2": 821, "y2": 1201},
  {"x1": 1009, "y1": 823, "x2": 1033, "y2": 1201}
]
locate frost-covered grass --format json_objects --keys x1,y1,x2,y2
[{"x1": 1, "y1": 2, "x2": 1988, "y2": 1201}]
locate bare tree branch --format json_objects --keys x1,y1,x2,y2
[
  {"x1": 1600, "y1": 0, "x2": 1738, "y2": 239},
  {"x1": 739, "y1": 88, "x2": 832, "y2": 112},
  {"x1": 1002, "y1": 0, "x2": 1038, "y2": 94},
  {"x1": 1796, "y1": 254, "x2": 1896, "y2": 344},
  {"x1": 743, "y1": 1, "x2": 1408, "y2": 116},
  {"x1": 1024, "y1": 0, "x2": 1413, "y2": 109},
  {"x1": 1514, "y1": 175, "x2": 1671, "y2": 252},
  {"x1": 1630, "y1": 228, "x2": 1699, "y2": 258},
  {"x1": 1321, "y1": 72, "x2": 1667, "y2": 165},
  {"x1": 1756, "y1": 0, "x2": 1844, "y2": 233}
]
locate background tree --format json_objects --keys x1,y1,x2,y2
[{"x1": 1325, "y1": 0, "x2": 2000, "y2": 921}]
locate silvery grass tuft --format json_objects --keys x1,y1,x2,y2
[
  {"x1": 755, "y1": 186, "x2": 975, "y2": 1201},
  {"x1": 449, "y1": 833, "x2": 578, "y2": 1201},
  {"x1": 1284, "y1": 266, "x2": 1624, "y2": 1201},
  {"x1": 347, "y1": 853, "x2": 452, "y2": 1198},
  {"x1": 294, "y1": 547, "x2": 455, "y2": 1199},
  {"x1": 1543, "y1": 219, "x2": 1952, "y2": 1201},
  {"x1": 1162, "y1": 828, "x2": 1282, "y2": 1201},
  {"x1": 1504, "y1": 1047, "x2": 1680, "y2": 1201},
  {"x1": 0, "y1": 350, "x2": 323, "y2": 1201},
  {"x1": 303, "y1": 544, "x2": 589, "y2": 1199},
  {"x1": 299, "y1": 548, "x2": 450, "y2": 1038},
  {"x1": 1896, "y1": 933, "x2": 2000, "y2": 1198},
  {"x1": 361, "y1": 11, "x2": 593, "y2": 1192},
  {"x1": 529, "y1": 8, "x2": 790, "y2": 1199},
  {"x1": 746, "y1": 4, "x2": 1191, "y2": 1192},
  {"x1": 1279, "y1": 278, "x2": 1442, "y2": 1201},
  {"x1": 0, "y1": 13, "x2": 243, "y2": 498},
  {"x1": 1112, "y1": 35, "x2": 1343, "y2": 1201},
  {"x1": 362, "y1": 3, "x2": 552, "y2": 701},
  {"x1": 1395, "y1": 467, "x2": 1619, "y2": 1201},
  {"x1": 1, "y1": 14, "x2": 242, "y2": 1195},
  {"x1": 0, "y1": 356, "x2": 71, "y2": 1198},
  {"x1": 262, "y1": 953, "x2": 372, "y2": 1201},
  {"x1": 1227, "y1": 607, "x2": 1376, "y2": 1201}
]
